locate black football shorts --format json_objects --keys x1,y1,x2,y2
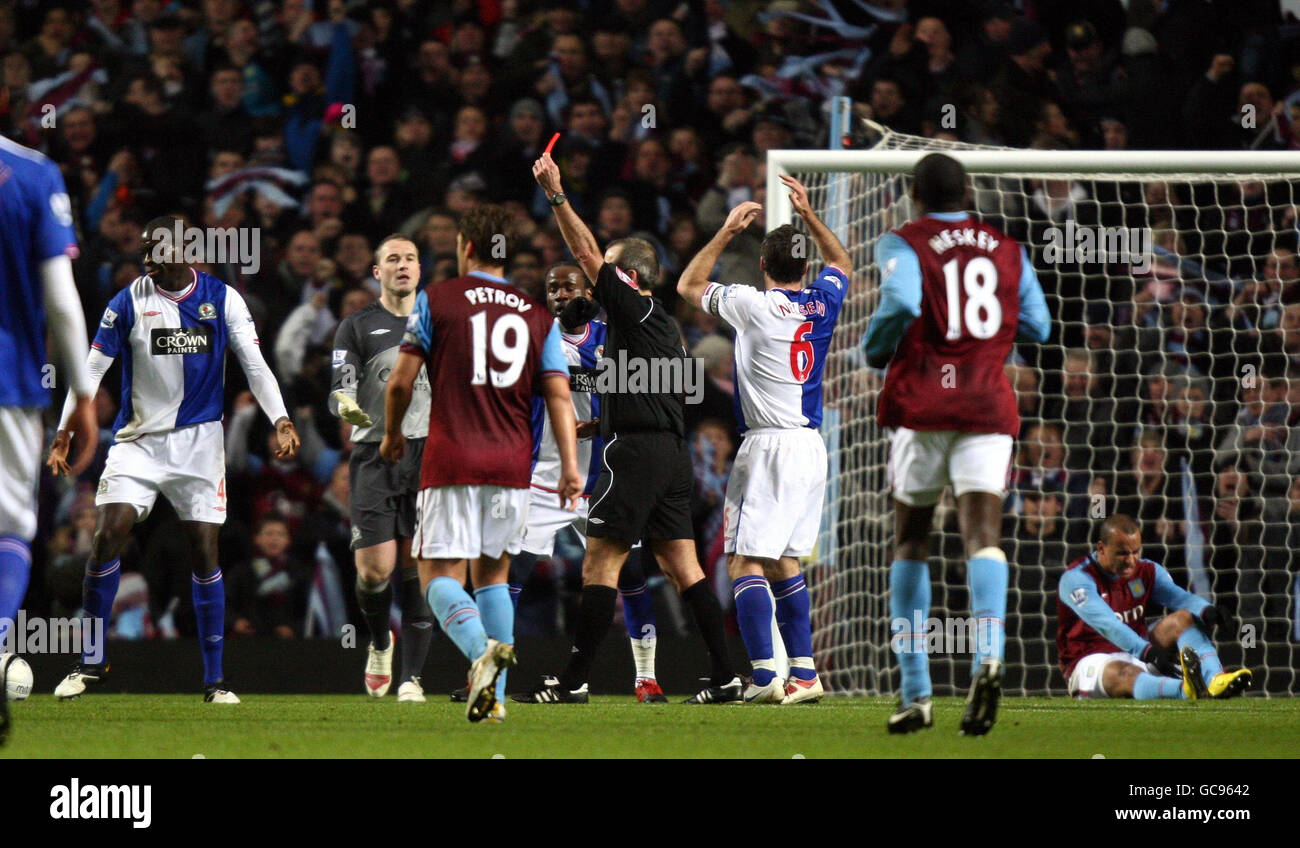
[{"x1": 586, "y1": 431, "x2": 694, "y2": 545}]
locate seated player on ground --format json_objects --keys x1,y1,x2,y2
[{"x1": 1057, "y1": 514, "x2": 1252, "y2": 700}]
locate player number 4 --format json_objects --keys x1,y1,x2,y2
[
  {"x1": 942, "y1": 256, "x2": 1001, "y2": 340},
  {"x1": 470, "y1": 311, "x2": 530, "y2": 388},
  {"x1": 789, "y1": 320, "x2": 814, "y2": 383}
]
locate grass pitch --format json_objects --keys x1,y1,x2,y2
[{"x1": 3, "y1": 694, "x2": 1298, "y2": 758}]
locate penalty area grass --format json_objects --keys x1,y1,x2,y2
[{"x1": 1, "y1": 694, "x2": 1297, "y2": 758}]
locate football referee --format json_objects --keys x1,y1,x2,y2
[
  {"x1": 526, "y1": 153, "x2": 740, "y2": 703},
  {"x1": 329, "y1": 234, "x2": 435, "y2": 701}
]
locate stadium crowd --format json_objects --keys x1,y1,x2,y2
[{"x1": 5, "y1": 0, "x2": 1299, "y2": 655}]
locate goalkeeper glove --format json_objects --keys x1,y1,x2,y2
[
  {"x1": 1140, "y1": 642, "x2": 1181, "y2": 678},
  {"x1": 560, "y1": 296, "x2": 600, "y2": 329},
  {"x1": 331, "y1": 391, "x2": 373, "y2": 427}
]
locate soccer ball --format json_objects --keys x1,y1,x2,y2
[{"x1": 0, "y1": 653, "x2": 33, "y2": 701}]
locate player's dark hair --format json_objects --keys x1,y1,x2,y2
[
  {"x1": 142, "y1": 214, "x2": 182, "y2": 242},
  {"x1": 912, "y1": 152, "x2": 967, "y2": 212},
  {"x1": 760, "y1": 224, "x2": 808, "y2": 285},
  {"x1": 1098, "y1": 514, "x2": 1140, "y2": 545},
  {"x1": 374, "y1": 233, "x2": 417, "y2": 265},
  {"x1": 458, "y1": 204, "x2": 516, "y2": 267},
  {"x1": 606, "y1": 237, "x2": 659, "y2": 290}
]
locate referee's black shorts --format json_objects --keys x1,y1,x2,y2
[
  {"x1": 348, "y1": 438, "x2": 424, "y2": 549},
  {"x1": 586, "y1": 431, "x2": 694, "y2": 545}
]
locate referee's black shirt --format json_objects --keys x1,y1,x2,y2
[{"x1": 592, "y1": 262, "x2": 687, "y2": 439}]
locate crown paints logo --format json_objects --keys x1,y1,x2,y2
[{"x1": 150, "y1": 326, "x2": 213, "y2": 355}]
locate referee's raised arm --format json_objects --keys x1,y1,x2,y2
[{"x1": 533, "y1": 153, "x2": 603, "y2": 284}]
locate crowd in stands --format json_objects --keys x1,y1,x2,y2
[{"x1": 6, "y1": 0, "x2": 1300, "y2": 650}]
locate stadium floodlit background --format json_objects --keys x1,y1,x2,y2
[{"x1": 5, "y1": 0, "x2": 1300, "y2": 697}]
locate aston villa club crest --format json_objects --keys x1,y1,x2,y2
[
  {"x1": 1128, "y1": 577, "x2": 1145, "y2": 598},
  {"x1": 198, "y1": 302, "x2": 217, "y2": 320}
]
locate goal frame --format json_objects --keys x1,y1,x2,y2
[
  {"x1": 766, "y1": 137, "x2": 1300, "y2": 696},
  {"x1": 766, "y1": 149, "x2": 1300, "y2": 233}
]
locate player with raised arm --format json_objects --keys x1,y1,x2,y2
[
  {"x1": 329, "y1": 234, "x2": 436, "y2": 701},
  {"x1": 676, "y1": 175, "x2": 850, "y2": 704},
  {"x1": 861, "y1": 153, "x2": 1050, "y2": 735},
  {"x1": 46, "y1": 215, "x2": 300, "y2": 704},
  {"x1": 382, "y1": 205, "x2": 582, "y2": 723},
  {"x1": 519, "y1": 152, "x2": 741, "y2": 705},
  {"x1": 0, "y1": 134, "x2": 99, "y2": 745},
  {"x1": 1058, "y1": 514, "x2": 1251, "y2": 701},
  {"x1": 508, "y1": 263, "x2": 667, "y2": 703}
]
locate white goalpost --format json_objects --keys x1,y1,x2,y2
[{"x1": 769, "y1": 123, "x2": 1300, "y2": 696}]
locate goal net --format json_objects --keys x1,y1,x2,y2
[{"x1": 768, "y1": 123, "x2": 1300, "y2": 696}]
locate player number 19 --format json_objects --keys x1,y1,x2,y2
[
  {"x1": 942, "y1": 256, "x2": 1001, "y2": 340},
  {"x1": 470, "y1": 311, "x2": 529, "y2": 388}
]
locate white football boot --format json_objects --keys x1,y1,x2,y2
[
  {"x1": 364, "y1": 640, "x2": 394, "y2": 697},
  {"x1": 396, "y1": 676, "x2": 426, "y2": 703}
]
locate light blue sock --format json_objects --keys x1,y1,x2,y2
[
  {"x1": 1177, "y1": 625, "x2": 1223, "y2": 683},
  {"x1": 889, "y1": 559, "x2": 931, "y2": 704},
  {"x1": 1134, "y1": 672, "x2": 1186, "y2": 699},
  {"x1": 968, "y1": 554, "x2": 1008, "y2": 667},
  {"x1": 474, "y1": 584, "x2": 514, "y2": 703},
  {"x1": 426, "y1": 577, "x2": 487, "y2": 663},
  {"x1": 0, "y1": 535, "x2": 32, "y2": 650}
]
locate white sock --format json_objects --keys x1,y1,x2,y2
[
  {"x1": 790, "y1": 656, "x2": 816, "y2": 680},
  {"x1": 631, "y1": 635, "x2": 656, "y2": 680}
]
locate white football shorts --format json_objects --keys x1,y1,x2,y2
[
  {"x1": 97, "y1": 420, "x2": 227, "y2": 524},
  {"x1": 412, "y1": 484, "x2": 530, "y2": 560},
  {"x1": 723, "y1": 427, "x2": 827, "y2": 560},
  {"x1": 1068, "y1": 651, "x2": 1151, "y2": 698},
  {"x1": 0, "y1": 406, "x2": 45, "y2": 539},
  {"x1": 520, "y1": 486, "x2": 588, "y2": 556},
  {"x1": 888, "y1": 427, "x2": 1013, "y2": 507}
]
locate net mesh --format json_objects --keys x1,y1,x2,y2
[{"x1": 784, "y1": 123, "x2": 1300, "y2": 696}]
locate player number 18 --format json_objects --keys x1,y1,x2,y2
[{"x1": 942, "y1": 256, "x2": 1001, "y2": 340}]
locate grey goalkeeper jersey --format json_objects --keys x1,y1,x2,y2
[{"x1": 330, "y1": 301, "x2": 430, "y2": 442}]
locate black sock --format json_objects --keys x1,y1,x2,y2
[
  {"x1": 560, "y1": 584, "x2": 618, "y2": 691},
  {"x1": 681, "y1": 578, "x2": 735, "y2": 686},
  {"x1": 398, "y1": 567, "x2": 433, "y2": 680},
  {"x1": 356, "y1": 576, "x2": 393, "y2": 650}
]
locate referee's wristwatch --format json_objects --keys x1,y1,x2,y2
[{"x1": 549, "y1": 191, "x2": 567, "y2": 207}]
